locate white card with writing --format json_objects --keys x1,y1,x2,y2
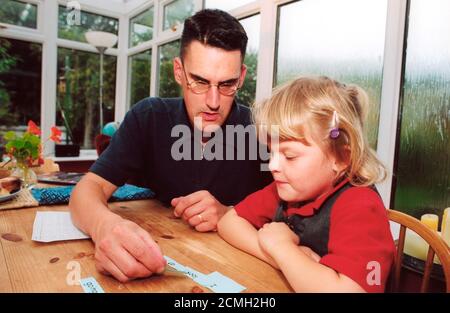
[{"x1": 32, "y1": 211, "x2": 90, "y2": 242}]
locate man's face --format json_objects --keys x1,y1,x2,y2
[{"x1": 174, "y1": 41, "x2": 247, "y2": 132}]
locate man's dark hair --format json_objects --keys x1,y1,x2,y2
[{"x1": 180, "y1": 9, "x2": 248, "y2": 61}]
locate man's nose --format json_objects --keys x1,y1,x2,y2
[{"x1": 206, "y1": 85, "x2": 220, "y2": 111}]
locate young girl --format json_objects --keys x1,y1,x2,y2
[{"x1": 218, "y1": 76, "x2": 395, "y2": 293}]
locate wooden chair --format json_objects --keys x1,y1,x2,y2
[{"x1": 387, "y1": 209, "x2": 450, "y2": 292}]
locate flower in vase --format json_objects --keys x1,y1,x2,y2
[{"x1": 3, "y1": 120, "x2": 62, "y2": 167}]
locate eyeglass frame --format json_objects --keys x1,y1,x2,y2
[{"x1": 181, "y1": 62, "x2": 242, "y2": 96}]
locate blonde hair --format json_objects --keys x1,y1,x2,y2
[{"x1": 253, "y1": 76, "x2": 386, "y2": 186}]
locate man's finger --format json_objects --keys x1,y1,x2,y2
[
  {"x1": 121, "y1": 229, "x2": 165, "y2": 273},
  {"x1": 136, "y1": 228, "x2": 166, "y2": 272},
  {"x1": 173, "y1": 191, "x2": 206, "y2": 217},
  {"x1": 195, "y1": 221, "x2": 215, "y2": 232},
  {"x1": 171, "y1": 197, "x2": 181, "y2": 208},
  {"x1": 182, "y1": 201, "x2": 205, "y2": 222},
  {"x1": 187, "y1": 211, "x2": 207, "y2": 227},
  {"x1": 95, "y1": 250, "x2": 130, "y2": 283},
  {"x1": 108, "y1": 242, "x2": 153, "y2": 279}
]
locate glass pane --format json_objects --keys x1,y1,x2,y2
[
  {"x1": 129, "y1": 7, "x2": 154, "y2": 47},
  {"x1": 275, "y1": 0, "x2": 388, "y2": 148},
  {"x1": 393, "y1": 0, "x2": 450, "y2": 221},
  {"x1": 58, "y1": 5, "x2": 119, "y2": 45},
  {"x1": 163, "y1": 0, "x2": 194, "y2": 31},
  {"x1": 205, "y1": 0, "x2": 255, "y2": 12},
  {"x1": 158, "y1": 40, "x2": 181, "y2": 98},
  {"x1": 237, "y1": 14, "x2": 260, "y2": 107},
  {"x1": 0, "y1": 38, "x2": 41, "y2": 141},
  {"x1": 128, "y1": 50, "x2": 152, "y2": 108},
  {"x1": 0, "y1": 0, "x2": 37, "y2": 28},
  {"x1": 56, "y1": 48, "x2": 116, "y2": 149}
]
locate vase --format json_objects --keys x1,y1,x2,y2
[{"x1": 11, "y1": 162, "x2": 38, "y2": 189}]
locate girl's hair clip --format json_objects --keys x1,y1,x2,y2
[{"x1": 329, "y1": 111, "x2": 340, "y2": 139}]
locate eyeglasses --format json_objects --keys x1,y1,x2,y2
[{"x1": 182, "y1": 64, "x2": 241, "y2": 96}]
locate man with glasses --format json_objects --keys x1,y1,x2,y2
[{"x1": 69, "y1": 9, "x2": 271, "y2": 282}]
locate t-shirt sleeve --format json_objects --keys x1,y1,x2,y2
[
  {"x1": 319, "y1": 187, "x2": 396, "y2": 293},
  {"x1": 89, "y1": 107, "x2": 146, "y2": 187},
  {"x1": 234, "y1": 182, "x2": 279, "y2": 229}
]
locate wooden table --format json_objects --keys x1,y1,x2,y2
[{"x1": 0, "y1": 199, "x2": 292, "y2": 293}]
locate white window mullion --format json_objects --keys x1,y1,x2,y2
[
  {"x1": 193, "y1": 0, "x2": 203, "y2": 14},
  {"x1": 41, "y1": 0, "x2": 58, "y2": 156},
  {"x1": 127, "y1": 40, "x2": 154, "y2": 56},
  {"x1": 376, "y1": 0, "x2": 408, "y2": 207},
  {"x1": 229, "y1": 0, "x2": 260, "y2": 19},
  {"x1": 0, "y1": 26, "x2": 44, "y2": 43},
  {"x1": 149, "y1": 43, "x2": 159, "y2": 97},
  {"x1": 56, "y1": 38, "x2": 119, "y2": 56},
  {"x1": 254, "y1": 0, "x2": 277, "y2": 103},
  {"x1": 36, "y1": 0, "x2": 44, "y2": 33},
  {"x1": 115, "y1": 14, "x2": 129, "y2": 123},
  {"x1": 149, "y1": 0, "x2": 161, "y2": 97}
]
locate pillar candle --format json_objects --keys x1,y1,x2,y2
[
  {"x1": 421, "y1": 214, "x2": 439, "y2": 231},
  {"x1": 441, "y1": 208, "x2": 449, "y2": 234},
  {"x1": 404, "y1": 229, "x2": 428, "y2": 261},
  {"x1": 441, "y1": 208, "x2": 450, "y2": 247},
  {"x1": 404, "y1": 229, "x2": 441, "y2": 264}
]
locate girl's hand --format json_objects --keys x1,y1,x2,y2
[{"x1": 258, "y1": 222, "x2": 299, "y2": 254}]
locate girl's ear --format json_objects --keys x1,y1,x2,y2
[{"x1": 332, "y1": 145, "x2": 351, "y2": 173}]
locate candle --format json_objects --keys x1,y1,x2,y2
[
  {"x1": 421, "y1": 214, "x2": 439, "y2": 231},
  {"x1": 441, "y1": 208, "x2": 449, "y2": 233},
  {"x1": 404, "y1": 229, "x2": 441, "y2": 265},
  {"x1": 442, "y1": 208, "x2": 450, "y2": 247},
  {"x1": 404, "y1": 229, "x2": 428, "y2": 260}
]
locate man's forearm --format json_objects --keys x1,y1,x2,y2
[{"x1": 69, "y1": 178, "x2": 121, "y2": 242}]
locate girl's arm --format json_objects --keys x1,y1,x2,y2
[
  {"x1": 271, "y1": 242, "x2": 365, "y2": 292},
  {"x1": 258, "y1": 223, "x2": 365, "y2": 293},
  {"x1": 217, "y1": 209, "x2": 278, "y2": 268}
]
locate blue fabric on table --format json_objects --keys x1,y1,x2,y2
[{"x1": 30, "y1": 184, "x2": 155, "y2": 205}]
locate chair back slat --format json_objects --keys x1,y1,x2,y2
[
  {"x1": 421, "y1": 247, "x2": 435, "y2": 292},
  {"x1": 393, "y1": 225, "x2": 407, "y2": 291}
]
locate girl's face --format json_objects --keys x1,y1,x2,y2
[{"x1": 268, "y1": 137, "x2": 339, "y2": 203}]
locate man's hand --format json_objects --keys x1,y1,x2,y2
[
  {"x1": 171, "y1": 190, "x2": 229, "y2": 232},
  {"x1": 93, "y1": 215, "x2": 166, "y2": 283},
  {"x1": 257, "y1": 222, "x2": 299, "y2": 255}
]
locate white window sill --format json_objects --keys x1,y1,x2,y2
[{"x1": 50, "y1": 149, "x2": 98, "y2": 162}]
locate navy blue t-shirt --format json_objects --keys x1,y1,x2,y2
[{"x1": 90, "y1": 97, "x2": 272, "y2": 205}]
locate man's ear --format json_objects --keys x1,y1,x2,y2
[
  {"x1": 173, "y1": 57, "x2": 183, "y2": 85},
  {"x1": 239, "y1": 64, "x2": 247, "y2": 88}
]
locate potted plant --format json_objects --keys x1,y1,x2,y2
[{"x1": 2, "y1": 121, "x2": 61, "y2": 187}]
